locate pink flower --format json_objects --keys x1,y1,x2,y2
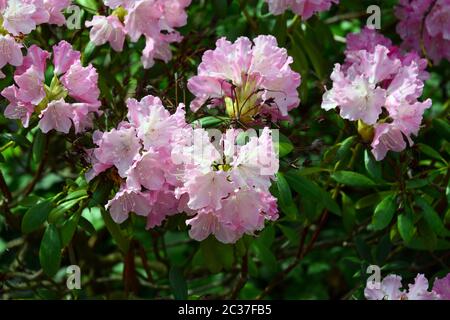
[
  {"x1": 106, "y1": 187, "x2": 151, "y2": 223},
  {"x1": 124, "y1": 0, "x2": 162, "y2": 42},
  {"x1": 345, "y1": 27, "x2": 429, "y2": 80},
  {"x1": 52, "y1": 40, "x2": 81, "y2": 75},
  {"x1": 346, "y1": 27, "x2": 393, "y2": 53},
  {"x1": 181, "y1": 170, "x2": 235, "y2": 211},
  {"x1": 103, "y1": 0, "x2": 130, "y2": 9},
  {"x1": 126, "y1": 149, "x2": 171, "y2": 191},
  {"x1": 322, "y1": 41, "x2": 431, "y2": 160},
  {"x1": 188, "y1": 35, "x2": 301, "y2": 123},
  {"x1": 1, "y1": 85, "x2": 34, "y2": 127},
  {"x1": 38, "y1": 99, "x2": 73, "y2": 134},
  {"x1": 88, "y1": 0, "x2": 190, "y2": 69},
  {"x1": 90, "y1": 127, "x2": 141, "y2": 177},
  {"x1": 43, "y1": 0, "x2": 71, "y2": 26},
  {"x1": 129, "y1": 97, "x2": 186, "y2": 150},
  {"x1": 365, "y1": 274, "x2": 440, "y2": 300},
  {"x1": 141, "y1": 34, "x2": 180, "y2": 69},
  {"x1": 87, "y1": 95, "x2": 188, "y2": 229},
  {"x1": 371, "y1": 123, "x2": 407, "y2": 161},
  {"x1": 1, "y1": 0, "x2": 48, "y2": 35},
  {"x1": 60, "y1": 61, "x2": 100, "y2": 104},
  {"x1": 71, "y1": 102, "x2": 101, "y2": 134},
  {"x1": 85, "y1": 15, "x2": 126, "y2": 52},
  {"x1": 175, "y1": 127, "x2": 279, "y2": 243},
  {"x1": 145, "y1": 190, "x2": 180, "y2": 229},
  {"x1": 0, "y1": 34, "x2": 23, "y2": 76},
  {"x1": 264, "y1": 0, "x2": 339, "y2": 19},
  {"x1": 15, "y1": 45, "x2": 49, "y2": 76},
  {"x1": 231, "y1": 127, "x2": 279, "y2": 189},
  {"x1": 186, "y1": 210, "x2": 239, "y2": 243},
  {"x1": 2, "y1": 41, "x2": 101, "y2": 135},
  {"x1": 395, "y1": 0, "x2": 450, "y2": 63},
  {"x1": 14, "y1": 65, "x2": 46, "y2": 105},
  {"x1": 433, "y1": 273, "x2": 450, "y2": 300}
]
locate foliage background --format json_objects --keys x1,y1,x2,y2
[{"x1": 0, "y1": 0, "x2": 449, "y2": 299}]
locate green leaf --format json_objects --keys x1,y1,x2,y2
[
  {"x1": 21, "y1": 199, "x2": 53, "y2": 234},
  {"x1": 364, "y1": 150, "x2": 382, "y2": 181},
  {"x1": 101, "y1": 209, "x2": 130, "y2": 254},
  {"x1": 59, "y1": 189, "x2": 88, "y2": 203},
  {"x1": 276, "y1": 172, "x2": 297, "y2": 218},
  {"x1": 355, "y1": 193, "x2": 380, "y2": 209},
  {"x1": 76, "y1": 0, "x2": 98, "y2": 13},
  {"x1": 416, "y1": 143, "x2": 446, "y2": 163},
  {"x1": 331, "y1": 171, "x2": 376, "y2": 188},
  {"x1": 79, "y1": 216, "x2": 97, "y2": 236},
  {"x1": 432, "y1": 119, "x2": 450, "y2": 141},
  {"x1": 285, "y1": 170, "x2": 341, "y2": 216},
  {"x1": 194, "y1": 116, "x2": 227, "y2": 128},
  {"x1": 32, "y1": 131, "x2": 46, "y2": 163},
  {"x1": 48, "y1": 196, "x2": 88, "y2": 223},
  {"x1": 416, "y1": 197, "x2": 450, "y2": 237},
  {"x1": 0, "y1": 133, "x2": 31, "y2": 148},
  {"x1": 371, "y1": 194, "x2": 397, "y2": 231},
  {"x1": 169, "y1": 267, "x2": 188, "y2": 300},
  {"x1": 293, "y1": 30, "x2": 327, "y2": 80},
  {"x1": 252, "y1": 242, "x2": 278, "y2": 273},
  {"x1": 39, "y1": 224, "x2": 62, "y2": 277},
  {"x1": 60, "y1": 212, "x2": 81, "y2": 247},
  {"x1": 397, "y1": 214, "x2": 415, "y2": 243},
  {"x1": 273, "y1": 14, "x2": 287, "y2": 46},
  {"x1": 275, "y1": 133, "x2": 294, "y2": 158},
  {"x1": 200, "y1": 237, "x2": 234, "y2": 273},
  {"x1": 337, "y1": 136, "x2": 356, "y2": 162},
  {"x1": 341, "y1": 192, "x2": 356, "y2": 233}
]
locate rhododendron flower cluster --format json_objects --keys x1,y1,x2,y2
[
  {"x1": 86, "y1": 95, "x2": 188, "y2": 228},
  {"x1": 1, "y1": 41, "x2": 101, "y2": 133},
  {"x1": 264, "y1": 0, "x2": 339, "y2": 19},
  {"x1": 173, "y1": 127, "x2": 279, "y2": 243},
  {"x1": 85, "y1": 0, "x2": 191, "y2": 68},
  {"x1": 187, "y1": 35, "x2": 301, "y2": 124},
  {"x1": 346, "y1": 27, "x2": 429, "y2": 81},
  {"x1": 365, "y1": 273, "x2": 450, "y2": 300},
  {"x1": 85, "y1": 93, "x2": 280, "y2": 243},
  {"x1": 395, "y1": 0, "x2": 450, "y2": 64},
  {"x1": 322, "y1": 29, "x2": 432, "y2": 161},
  {"x1": 0, "y1": 0, "x2": 72, "y2": 76}
]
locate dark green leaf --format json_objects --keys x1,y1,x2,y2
[
  {"x1": 331, "y1": 171, "x2": 376, "y2": 188},
  {"x1": 417, "y1": 143, "x2": 446, "y2": 163},
  {"x1": 169, "y1": 267, "x2": 188, "y2": 300},
  {"x1": 101, "y1": 209, "x2": 130, "y2": 253},
  {"x1": 32, "y1": 131, "x2": 46, "y2": 163},
  {"x1": 285, "y1": 170, "x2": 341, "y2": 216},
  {"x1": 397, "y1": 214, "x2": 415, "y2": 243},
  {"x1": 416, "y1": 197, "x2": 450, "y2": 237},
  {"x1": 275, "y1": 133, "x2": 294, "y2": 158},
  {"x1": 60, "y1": 212, "x2": 81, "y2": 247},
  {"x1": 200, "y1": 237, "x2": 234, "y2": 273},
  {"x1": 364, "y1": 150, "x2": 382, "y2": 181},
  {"x1": 22, "y1": 199, "x2": 53, "y2": 234},
  {"x1": 39, "y1": 224, "x2": 62, "y2": 277},
  {"x1": 371, "y1": 194, "x2": 397, "y2": 231}
]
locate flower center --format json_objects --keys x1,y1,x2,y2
[
  {"x1": 225, "y1": 74, "x2": 261, "y2": 124},
  {"x1": 112, "y1": 6, "x2": 128, "y2": 23}
]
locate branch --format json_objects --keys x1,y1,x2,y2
[{"x1": 256, "y1": 211, "x2": 329, "y2": 299}]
